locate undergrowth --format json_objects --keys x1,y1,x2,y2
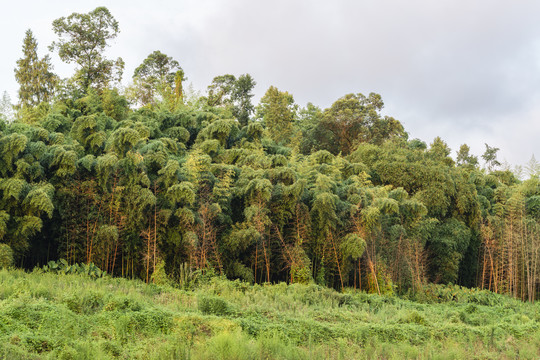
[{"x1": 0, "y1": 268, "x2": 539, "y2": 359}]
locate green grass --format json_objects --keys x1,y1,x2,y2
[{"x1": 0, "y1": 268, "x2": 539, "y2": 359}]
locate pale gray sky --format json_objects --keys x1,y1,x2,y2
[{"x1": 2, "y1": 0, "x2": 539, "y2": 167}]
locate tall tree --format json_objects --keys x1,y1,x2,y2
[
  {"x1": 206, "y1": 74, "x2": 256, "y2": 127},
  {"x1": 50, "y1": 7, "x2": 124, "y2": 91},
  {"x1": 456, "y1": 144, "x2": 478, "y2": 168},
  {"x1": 14, "y1": 30, "x2": 57, "y2": 108},
  {"x1": 131, "y1": 50, "x2": 184, "y2": 106},
  {"x1": 482, "y1": 143, "x2": 501, "y2": 172},
  {"x1": 525, "y1": 155, "x2": 540, "y2": 179},
  {"x1": 307, "y1": 93, "x2": 405, "y2": 155},
  {"x1": 206, "y1": 75, "x2": 236, "y2": 107},
  {"x1": 257, "y1": 86, "x2": 296, "y2": 144},
  {"x1": 231, "y1": 74, "x2": 256, "y2": 127},
  {"x1": 0, "y1": 92, "x2": 14, "y2": 123}
]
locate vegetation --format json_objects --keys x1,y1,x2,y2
[
  {"x1": 1, "y1": 269, "x2": 540, "y2": 359},
  {"x1": 1, "y1": 6, "x2": 539, "y2": 358},
  {"x1": 1, "y1": 6, "x2": 539, "y2": 302}
]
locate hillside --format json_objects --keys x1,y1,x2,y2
[{"x1": 1, "y1": 269, "x2": 539, "y2": 359}]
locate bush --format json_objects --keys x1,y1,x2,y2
[
  {"x1": 24, "y1": 334, "x2": 53, "y2": 353},
  {"x1": 151, "y1": 259, "x2": 169, "y2": 285},
  {"x1": 412, "y1": 283, "x2": 506, "y2": 306},
  {"x1": 42, "y1": 260, "x2": 106, "y2": 278},
  {"x1": 399, "y1": 311, "x2": 427, "y2": 325},
  {"x1": 198, "y1": 295, "x2": 233, "y2": 316},
  {"x1": 202, "y1": 330, "x2": 258, "y2": 360},
  {"x1": 291, "y1": 266, "x2": 311, "y2": 285},
  {"x1": 63, "y1": 291, "x2": 104, "y2": 314},
  {"x1": 103, "y1": 295, "x2": 142, "y2": 312}
]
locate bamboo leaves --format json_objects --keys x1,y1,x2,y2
[
  {"x1": 340, "y1": 234, "x2": 366, "y2": 260},
  {"x1": 22, "y1": 185, "x2": 54, "y2": 218},
  {"x1": 167, "y1": 182, "x2": 195, "y2": 206},
  {"x1": 0, "y1": 134, "x2": 28, "y2": 175},
  {"x1": 0, "y1": 211, "x2": 9, "y2": 240}
]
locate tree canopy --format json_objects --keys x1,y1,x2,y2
[{"x1": 50, "y1": 7, "x2": 124, "y2": 90}]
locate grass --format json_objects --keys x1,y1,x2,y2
[{"x1": 0, "y1": 268, "x2": 539, "y2": 359}]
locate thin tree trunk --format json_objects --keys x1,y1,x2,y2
[
  {"x1": 368, "y1": 258, "x2": 381, "y2": 295},
  {"x1": 329, "y1": 233, "x2": 343, "y2": 291}
]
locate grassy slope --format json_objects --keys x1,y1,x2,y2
[{"x1": 0, "y1": 269, "x2": 539, "y2": 359}]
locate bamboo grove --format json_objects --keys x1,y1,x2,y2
[{"x1": 1, "y1": 7, "x2": 539, "y2": 301}]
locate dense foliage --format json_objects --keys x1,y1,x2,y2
[{"x1": 1, "y1": 7, "x2": 540, "y2": 303}]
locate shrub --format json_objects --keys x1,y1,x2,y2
[
  {"x1": 291, "y1": 266, "x2": 312, "y2": 285},
  {"x1": 198, "y1": 295, "x2": 233, "y2": 316},
  {"x1": 42, "y1": 260, "x2": 106, "y2": 278},
  {"x1": 202, "y1": 330, "x2": 258, "y2": 360},
  {"x1": 151, "y1": 259, "x2": 169, "y2": 285},
  {"x1": 399, "y1": 311, "x2": 427, "y2": 325},
  {"x1": 24, "y1": 334, "x2": 53, "y2": 353},
  {"x1": 63, "y1": 291, "x2": 104, "y2": 314},
  {"x1": 103, "y1": 295, "x2": 142, "y2": 312}
]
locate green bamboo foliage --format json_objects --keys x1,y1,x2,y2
[{"x1": 2, "y1": 5, "x2": 539, "y2": 301}]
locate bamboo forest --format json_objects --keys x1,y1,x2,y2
[{"x1": 1, "y1": 6, "x2": 540, "y2": 359}]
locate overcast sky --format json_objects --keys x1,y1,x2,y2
[{"x1": 1, "y1": 0, "x2": 539, "y2": 168}]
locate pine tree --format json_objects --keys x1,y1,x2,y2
[{"x1": 14, "y1": 30, "x2": 57, "y2": 108}]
